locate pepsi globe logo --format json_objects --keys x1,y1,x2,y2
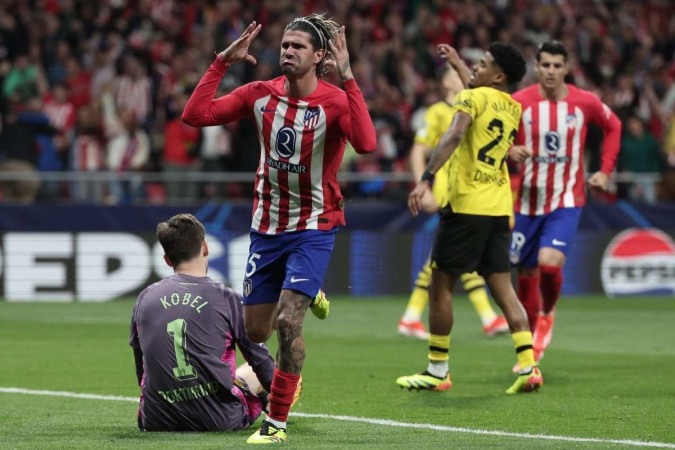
[{"x1": 601, "y1": 228, "x2": 675, "y2": 297}]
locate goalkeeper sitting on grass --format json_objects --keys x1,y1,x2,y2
[{"x1": 129, "y1": 214, "x2": 300, "y2": 431}]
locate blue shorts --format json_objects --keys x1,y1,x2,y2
[
  {"x1": 510, "y1": 207, "x2": 582, "y2": 268},
  {"x1": 242, "y1": 229, "x2": 337, "y2": 305}
]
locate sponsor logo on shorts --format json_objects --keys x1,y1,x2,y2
[
  {"x1": 601, "y1": 228, "x2": 675, "y2": 297},
  {"x1": 552, "y1": 238, "x2": 567, "y2": 246}
]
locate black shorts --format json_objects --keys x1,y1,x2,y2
[{"x1": 431, "y1": 206, "x2": 511, "y2": 276}]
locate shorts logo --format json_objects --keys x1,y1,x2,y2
[
  {"x1": 552, "y1": 238, "x2": 567, "y2": 246},
  {"x1": 290, "y1": 276, "x2": 309, "y2": 283},
  {"x1": 601, "y1": 228, "x2": 675, "y2": 297},
  {"x1": 243, "y1": 278, "x2": 252, "y2": 297}
]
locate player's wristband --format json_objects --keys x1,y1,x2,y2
[{"x1": 421, "y1": 170, "x2": 435, "y2": 184}]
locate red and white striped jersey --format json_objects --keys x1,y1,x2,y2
[
  {"x1": 43, "y1": 99, "x2": 75, "y2": 133},
  {"x1": 513, "y1": 84, "x2": 621, "y2": 215},
  {"x1": 71, "y1": 135, "x2": 104, "y2": 171},
  {"x1": 183, "y1": 60, "x2": 376, "y2": 234}
]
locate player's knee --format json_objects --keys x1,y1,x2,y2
[
  {"x1": 245, "y1": 322, "x2": 273, "y2": 343},
  {"x1": 275, "y1": 309, "x2": 300, "y2": 331},
  {"x1": 538, "y1": 248, "x2": 566, "y2": 267}
]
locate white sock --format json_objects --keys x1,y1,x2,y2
[
  {"x1": 265, "y1": 415, "x2": 286, "y2": 430},
  {"x1": 402, "y1": 310, "x2": 421, "y2": 322},
  {"x1": 426, "y1": 361, "x2": 448, "y2": 378},
  {"x1": 480, "y1": 313, "x2": 498, "y2": 326}
]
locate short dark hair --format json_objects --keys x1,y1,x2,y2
[
  {"x1": 157, "y1": 214, "x2": 205, "y2": 266},
  {"x1": 536, "y1": 40, "x2": 568, "y2": 62},
  {"x1": 488, "y1": 42, "x2": 527, "y2": 86}
]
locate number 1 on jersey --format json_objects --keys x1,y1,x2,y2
[{"x1": 167, "y1": 318, "x2": 198, "y2": 381}]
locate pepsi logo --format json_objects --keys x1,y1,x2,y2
[{"x1": 601, "y1": 228, "x2": 675, "y2": 297}]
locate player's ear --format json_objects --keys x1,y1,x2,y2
[
  {"x1": 202, "y1": 241, "x2": 209, "y2": 257},
  {"x1": 314, "y1": 48, "x2": 325, "y2": 65},
  {"x1": 163, "y1": 254, "x2": 174, "y2": 268},
  {"x1": 493, "y1": 70, "x2": 506, "y2": 86}
]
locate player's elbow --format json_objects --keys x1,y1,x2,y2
[
  {"x1": 352, "y1": 136, "x2": 377, "y2": 154},
  {"x1": 181, "y1": 110, "x2": 199, "y2": 127}
]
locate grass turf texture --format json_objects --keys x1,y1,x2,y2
[{"x1": 1, "y1": 296, "x2": 674, "y2": 449}]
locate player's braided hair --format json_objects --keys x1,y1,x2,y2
[
  {"x1": 284, "y1": 13, "x2": 340, "y2": 77},
  {"x1": 488, "y1": 42, "x2": 527, "y2": 86}
]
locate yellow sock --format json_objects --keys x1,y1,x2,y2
[
  {"x1": 461, "y1": 272, "x2": 497, "y2": 325},
  {"x1": 428, "y1": 334, "x2": 450, "y2": 362},
  {"x1": 511, "y1": 330, "x2": 536, "y2": 372},
  {"x1": 402, "y1": 264, "x2": 431, "y2": 322}
]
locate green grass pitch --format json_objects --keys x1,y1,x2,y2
[{"x1": 1, "y1": 295, "x2": 674, "y2": 449}]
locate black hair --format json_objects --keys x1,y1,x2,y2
[
  {"x1": 488, "y1": 42, "x2": 527, "y2": 86},
  {"x1": 536, "y1": 40, "x2": 568, "y2": 62}
]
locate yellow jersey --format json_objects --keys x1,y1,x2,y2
[
  {"x1": 446, "y1": 87, "x2": 521, "y2": 216},
  {"x1": 414, "y1": 101, "x2": 455, "y2": 206}
]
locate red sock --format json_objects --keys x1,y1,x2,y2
[
  {"x1": 539, "y1": 265, "x2": 563, "y2": 314},
  {"x1": 518, "y1": 273, "x2": 541, "y2": 333},
  {"x1": 268, "y1": 368, "x2": 300, "y2": 423}
]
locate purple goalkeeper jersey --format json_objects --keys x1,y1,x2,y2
[{"x1": 129, "y1": 273, "x2": 274, "y2": 431}]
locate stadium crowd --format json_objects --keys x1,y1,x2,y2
[{"x1": 0, "y1": 0, "x2": 673, "y2": 204}]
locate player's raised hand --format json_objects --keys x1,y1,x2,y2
[
  {"x1": 587, "y1": 171, "x2": 609, "y2": 192},
  {"x1": 509, "y1": 145, "x2": 532, "y2": 163},
  {"x1": 408, "y1": 181, "x2": 431, "y2": 216},
  {"x1": 326, "y1": 26, "x2": 353, "y2": 81},
  {"x1": 437, "y1": 43, "x2": 471, "y2": 88},
  {"x1": 437, "y1": 44, "x2": 461, "y2": 67},
  {"x1": 217, "y1": 21, "x2": 262, "y2": 65}
]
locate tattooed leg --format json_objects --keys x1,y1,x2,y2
[{"x1": 276, "y1": 289, "x2": 311, "y2": 374}]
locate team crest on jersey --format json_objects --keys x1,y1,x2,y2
[
  {"x1": 243, "y1": 278, "x2": 252, "y2": 297},
  {"x1": 566, "y1": 114, "x2": 577, "y2": 130},
  {"x1": 303, "y1": 107, "x2": 320, "y2": 129}
]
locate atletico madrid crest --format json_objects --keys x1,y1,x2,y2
[
  {"x1": 303, "y1": 107, "x2": 320, "y2": 129},
  {"x1": 243, "y1": 278, "x2": 252, "y2": 297}
]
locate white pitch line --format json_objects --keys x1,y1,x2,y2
[{"x1": 1, "y1": 387, "x2": 673, "y2": 449}]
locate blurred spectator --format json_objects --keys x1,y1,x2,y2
[
  {"x1": 64, "y1": 56, "x2": 91, "y2": 110},
  {"x1": 0, "y1": 0, "x2": 672, "y2": 204},
  {"x1": 102, "y1": 89, "x2": 150, "y2": 204},
  {"x1": 162, "y1": 89, "x2": 201, "y2": 203},
  {"x1": 0, "y1": 97, "x2": 56, "y2": 203},
  {"x1": 115, "y1": 54, "x2": 152, "y2": 128},
  {"x1": 70, "y1": 103, "x2": 105, "y2": 203},
  {"x1": 662, "y1": 112, "x2": 675, "y2": 201},
  {"x1": 618, "y1": 116, "x2": 664, "y2": 203},
  {"x1": 2, "y1": 53, "x2": 47, "y2": 104}
]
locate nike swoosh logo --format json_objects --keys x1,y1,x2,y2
[
  {"x1": 552, "y1": 239, "x2": 567, "y2": 246},
  {"x1": 260, "y1": 106, "x2": 276, "y2": 113},
  {"x1": 290, "y1": 276, "x2": 309, "y2": 283}
]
